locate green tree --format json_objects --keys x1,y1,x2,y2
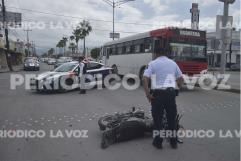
[
  {"x1": 48, "y1": 48, "x2": 55, "y2": 57},
  {"x1": 56, "y1": 41, "x2": 63, "y2": 55},
  {"x1": 71, "y1": 20, "x2": 92, "y2": 56},
  {"x1": 71, "y1": 27, "x2": 83, "y2": 55},
  {"x1": 90, "y1": 48, "x2": 101, "y2": 60},
  {"x1": 62, "y1": 37, "x2": 68, "y2": 56},
  {"x1": 79, "y1": 20, "x2": 92, "y2": 57},
  {"x1": 69, "y1": 42, "x2": 77, "y2": 55}
]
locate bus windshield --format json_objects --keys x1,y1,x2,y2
[{"x1": 170, "y1": 43, "x2": 206, "y2": 60}]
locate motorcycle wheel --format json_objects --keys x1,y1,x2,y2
[{"x1": 98, "y1": 115, "x2": 116, "y2": 131}]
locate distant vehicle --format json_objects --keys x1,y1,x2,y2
[
  {"x1": 25, "y1": 57, "x2": 39, "y2": 63},
  {"x1": 60, "y1": 57, "x2": 73, "y2": 62},
  {"x1": 101, "y1": 28, "x2": 208, "y2": 81},
  {"x1": 230, "y1": 63, "x2": 240, "y2": 71},
  {"x1": 30, "y1": 61, "x2": 113, "y2": 92},
  {"x1": 54, "y1": 57, "x2": 73, "y2": 68},
  {"x1": 47, "y1": 58, "x2": 56, "y2": 65},
  {"x1": 40, "y1": 58, "x2": 48, "y2": 63},
  {"x1": 24, "y1": 58, "x2": 40, "y2": 71}
]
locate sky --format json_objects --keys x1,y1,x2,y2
[{"x1": 5, "y1": 0, "x2": 241, "y2": 55}]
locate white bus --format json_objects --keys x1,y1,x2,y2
[{"x1": 100, "y1": 28, "x2": 208, "y2": 79}]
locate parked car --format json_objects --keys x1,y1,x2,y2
[
  {"x1": 30, "y1": 61, "x2": 113, "y2": 92},
  {"x1": 230, "y1": 63, "x2": 240, "y2": 71},
  {"x1": 24, "y1": 58, "x2": 40, "y2": 71},
  {"x1": 47, "y1": 58, "x2": 56, "y2": 65}
]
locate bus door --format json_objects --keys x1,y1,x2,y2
[{"x1": 100, "y1": 47, "x2": 109, "y2": 66}]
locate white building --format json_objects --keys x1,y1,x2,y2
[{"x1": 207, "y1": 15, "x2": 240, "y2": 68}]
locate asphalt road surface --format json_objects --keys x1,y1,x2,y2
[{"x1": 0, "y1": 63, "x2": 240, "y2": 161}]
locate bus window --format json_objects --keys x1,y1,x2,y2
[
  {"x1": 126, "y1": 45, "x2": 131, "y2": 53},
  {"x1": 122, "y1": 46, "x2": 126, "y2": 54},
  {"x1": 130, "y1": 45, "x2": 135, "y2": 53},
  {"x1": 107, "y1": 47, "x2": 113, "y2": 56},
  {"x1": 140, "y1": 44, "x2": 144, "y2": 53},
  {"x1": 135, "y1": 45, "x2": 141, "y2": 53},
  {"x1": 145, "y1": 44, "x2": 152, "y2": 52},
  {"x1": 112, "y1": 46, "x2": 116, "y2": 55},
  {"x1": 117, "y1": 47, "x2": 122, "y2": 55}
]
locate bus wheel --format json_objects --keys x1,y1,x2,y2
[{"x1": 112, "y1": 65, "x2": 118, "y2": 74}]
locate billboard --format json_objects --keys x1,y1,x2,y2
[
  {"x1": 110, "y1": 33, "x2": 120, "y2": 39},
  {"x1": 0, "y1": 11, "x2": 22, "y2": 27},
  {"x1": 216, "y1": 15, "x2": 233, "y2": 40}
]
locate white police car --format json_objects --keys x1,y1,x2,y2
[{"x1": 30, "y1": 61, "x2": 113, "y2": 92}]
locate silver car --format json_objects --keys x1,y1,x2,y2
[
  {"x1": 30, "y1": 61, "x2": 113, "y2": 92},
  {"x1": 24, "y1": 58, "x2": 40, "y2": 71}
]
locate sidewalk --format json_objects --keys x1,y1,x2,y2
[
  {"x1": 208, "y1": 71, "x2": 240, "y2": 93},
  {"x1": 0, "y1": 65, "x2": 23, "y2": 73}
]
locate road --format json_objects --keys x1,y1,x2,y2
[{"x1": 0, "y1": 63, "x2": 240, "y2": 161}]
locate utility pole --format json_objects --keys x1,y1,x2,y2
[
  {"x1": 31, "y1": 41, "x2": 34, "y2": 56},
  {"x1": 218, "y1": 0, "x2": 235, "y2": 74},
  {"x1": 102, "y1": 0, "x2": 134, "y2": 40},
  {"x1": 1, "y1": 0, "x2": 13, "y2": 71},
  {"x1": 24, "y1": 28, "x2": 32, "y2": 57}
]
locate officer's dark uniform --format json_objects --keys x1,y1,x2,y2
[{"x1": 144, "y1": 56, "x2": 183, "y2": 149}]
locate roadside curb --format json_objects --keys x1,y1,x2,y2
[{"x1": 215, "y1": 88, "x2": 240, "y2": 94}]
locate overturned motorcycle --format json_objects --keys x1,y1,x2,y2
[{"x1": 98, "y1": 107, "x2": 184, "y2": 149}]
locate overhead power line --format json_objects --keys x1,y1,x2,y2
[
  {"x1": 6, "y1": 6, "x2": 152, "y2": 26},
  {"x1": 20, "y1": 18, "x2": 142, "y2": 34}
]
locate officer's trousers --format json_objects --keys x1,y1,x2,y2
[{"x1": 151, "y1": 88, "x2": 177, "y2": 144}]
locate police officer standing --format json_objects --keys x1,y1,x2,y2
[
  {"x1": 143, "y1": 49, "x2": 183, "y2": 149},
  {"x1": 78, "y1": 56, "x2": 87, "y2": 94}
]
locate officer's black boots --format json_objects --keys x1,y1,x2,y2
[
  {"x1": 170, "y1": 139, "x2": 178, "y2": 149},
  {"x1": 152, "y1": 137, "x2": 163, "y2": 149}
]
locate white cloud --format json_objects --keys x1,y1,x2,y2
[{"x1": 143, "y1": 0, "x2": 169, "y2": 12}]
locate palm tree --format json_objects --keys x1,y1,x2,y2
[
  {"x1": 48, "y1": 48, "x2": 55, "y2": 57},
  {"x1": 56, "y1": 40, "x2": 64, "y2": 55},
  {"x1": 69, "y1": 42, "x2": 77, "y2": 55},
  {"x1": 79, "y1": 20, "x2": 92, "y2": 57},
  {"x1": 71, "y1": 27, "x2": 83, "y2": 55},
  {"x1": 56, "y1": 41, "x2": 62, "y2": 55},
  {"x1": 62, "y1": 37, "x2": 68, "y2": 56}
]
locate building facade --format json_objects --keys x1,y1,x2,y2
[
  {"x1": 207, "y1": 15, "x2": 240, "y2": 68},
  {"x1": 0, "y1": 34, "x2": 25, "y2": 70}
]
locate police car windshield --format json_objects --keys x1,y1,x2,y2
[
  {"x1": 54, "y1": 63, "x2": 77, "y2": 72},
  {"x1": 170, "y1": 43, "x2": 205, "y2": 60}
]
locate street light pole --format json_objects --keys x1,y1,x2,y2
[
  {"x1": 113, "y1": 1, "x2": 115, "y2": 40},
  {"x1": 102, "y1": 0, "x2": 134, "y2": 40},
  {"x1": 24, "y1": 28, "x2": 32, "y2": 57},
  {"x1": 218, "y1": 0, "x2": 235, "y2": 74}
]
